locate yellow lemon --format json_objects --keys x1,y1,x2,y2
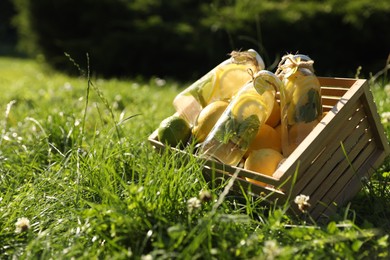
[
  {"x1": 245, "y1": 148, "x2": 284, "y2": 175},
  {"x1": 200, "y1": 79, "x2": 215, "y2": 105},
  {"x1": 192, "y1": 100, "x2": 229, "y2": 142},
  {"x1": 274, "y1": 124, "x2": 282, "y2": 138},
  {"x1": 157, "y1": 115, "x2": 191, "y2": 147},
  {"x1": 245, "y1": 124, "x2": 282, "y2": 157},
  {"x1": 244, "y1": 148, "x2": 284, "y2": 186},
  {"x1": 231, "y1": 93, "x2": 267, "y2": 122},
  {"x1": 213, "y1": 64, "x2": 253, "y2": 101},
  {"x1": 265, "y1": 101, "x2": 281, "y2": 128}
]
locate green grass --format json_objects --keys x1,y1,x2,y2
[{"x1": 0, "y1": 57, "x2": 389, "y2": 259}]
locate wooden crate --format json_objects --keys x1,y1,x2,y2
[{"x1": 149, "y1": 77, "x2": 390, "y2": 221}]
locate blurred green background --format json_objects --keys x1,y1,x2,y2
[{"x1": 1, "y1": 0, "x2": 390, "y2": 80}]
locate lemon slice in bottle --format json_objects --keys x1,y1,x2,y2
[
  {"x1": 212, "y1": 64, "x2": 253, "y2": 102},
  {"x1": 231, "y1": 93, "x2": 268, "y2": 123}
]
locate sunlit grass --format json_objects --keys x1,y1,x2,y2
[{"x1": 0, "y1": 57, "x2": 389, "y2": 259}]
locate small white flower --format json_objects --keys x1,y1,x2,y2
[
  {"x1": 294, "y1": 194, "x2": 311, "y2": 212},
  {"x1": 263, "y1": 240, "x2": 282, "y2": 259},
  {"x1": 15, "y1": 217, "x2": 31, "y2": 233},
  {"x1": 381, "y1": 112, "x2": 390, "y2": 124},
  {"x1": 155, "y1": 77, "x2": 166, "y2": 87},
  {"x1": 384, "y1": 84, "x2": 390, "y2": 96},
  {"x1": 199, "y1": 189, "x2": 212, "y2": 202},
  {"x1": 187, "y1": 197, "x2": 201, "y2": 213},
  {"x1": 141, "y1": 254, "x2": 153, "y2": 260}
]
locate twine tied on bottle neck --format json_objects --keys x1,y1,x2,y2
[
  {"x1": 230, "y1": 50, "x2": 259, "y2": 67},
  {"x1": 276, "y1": 54, "x2": 315, "y2": 78}
]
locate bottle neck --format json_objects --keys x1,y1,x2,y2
[{"x1": 275, "y1": 54, "x2": 315, "y2": 78}]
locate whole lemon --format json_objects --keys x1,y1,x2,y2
[
  {"x1": 192, "y1": 100, "x2": 229, "y2": 142},
  {"x1": 157, "y1": 115, "x2": 191, "y2": 147},
  {"x1": 244, "y1": 148, "x2": 284, "y2": 187},
  {"x1": 245, "y1": 124, "x2": 282, "y2": 157},
  {"x1": 274, "y1": 124, "x2": 282, "y2": 138},
  {"x1": 265, "y1": 100, "x2": 281, "y2": 128},
  {"x1": 244, "y1": 148, "x2": 284, "y2": 176}
]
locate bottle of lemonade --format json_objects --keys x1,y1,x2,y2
[
  {"x1": 276, "y1": 54, "x2": 322, "y2": 157},
  {"x1": 198, "y1": 70, "x2": 281, "y2": 166},
  {"x1": 173, "y1": 49, "x2": 265, "y2": 126}
]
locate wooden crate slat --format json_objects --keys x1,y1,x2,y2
[
  {"x1": 296, "y1": 114, "x2": 371, "y2": 202},
  {"x1": 318, "y1": 77, "x2": 362, "y2": 88},
  {"x1": 202, "y1": 166, "x2": 286, "y2": 200},
  {"x1": 294, "y1": 118, "x2": 368, "y2": 195},
  {"x1": 305, "y1": 121, "x2": 373, "y2": 209},
  {"x1": 312, "y1": 140, "x2": 377, "y2": 219},
  {"x1": 319, "y1": 149, "x2": 386, "y2": 220},
  {"x1": 235, "y1": 169, "x2": 283, "y2": 186},
  {"x1": 295, "y1": 112, "x2": 368, "y2": 192},
  {"x1": 201, "y1": 156, "x2": 284, "y2": 186},
  {"x1": 204, "y1": 162, "x2": 283, "y2": 187},
  {"x1": 320, "y1": 87, "x2": 348, "y2": 97},
  {"x1": 284, "y1": 103, "x2": 365, "y2": 192},
  {"x1": 241, "y1": 178, "x2": 286, "y2": 200},
  {"x1": 312, "y1": 84, "x2": 390, "y2": 218},
  {"x1": 321, "y1": 96, "x2": 345, "y2": 107},
  {"x1": 322, "y1": 105, "x2": 335, "y2": 112},
  {"x1": 274, "y1": 78, "x2": 368, "y2": 184},
  {"x1": 360, "y1": 85, "x2": 390, "y2": 156}
]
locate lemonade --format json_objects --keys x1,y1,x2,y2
[
  {"x1": 173, "y1": 49, "x2": 264, "y2": 126},
  {"x1": 276, "y1": 54, "x2": 322, "y2": 156},
  {"x1": 198, "y1": 70, "x2": 282, "y2": 166}
]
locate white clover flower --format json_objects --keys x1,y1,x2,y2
[
  {"x1": 384, "y1": 84, "x2": 390, "y2": 96},
  {"x1": 15, "y1": 217, "x2": 31, "y2": 233},
  {"x1": 155, "y1": 77, "x2": 166, "y2": 87},
  {"x1": 381, "y1": 112, "x2": 390, "y2": 124},
  {"x1": 198, "y1": 189, "x2": 212, "y2": 202},
  {"x1": 141, "y1": 254, "x2": 153, "y2": 260},
  {"x1": 263, "y1": 240, "x2": 282, "y2": 259},
  {"x1": 294, "y1": 194, "x2": 311, "y2": 212},
  {"x1": 187, "y1": 197, "x2": 201, "y2": 213}
]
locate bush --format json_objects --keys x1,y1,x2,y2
[
  {"x1": 13, "y1": 0, "x2": 224, "y2": 79},
  {"x1": 204, "y1": 0, "x2": 390, "y2": 77},
  {"x1": 12, "y1": 0, "x2": 390, "y2": 79},
  {"x1": 0, "y1": 0, "x2": 17, "y2": 54}
]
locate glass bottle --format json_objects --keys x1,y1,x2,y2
[
  {"x1": 173, "y1": 49, "x2": 265, "y2": 126},
  {"x1": 198, "y1": 70, "x2": 281, "y2": 166},
  {"x1": 276, "y1": 54, "x2": 322, "y2": 157}
]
